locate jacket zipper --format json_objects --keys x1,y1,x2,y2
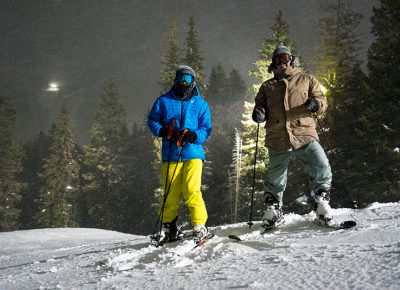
[{"x1": 180, "y1": 99, "x2": 184, "y2": 130}]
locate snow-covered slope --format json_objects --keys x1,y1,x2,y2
[{"x1": 1, "y1": 202, "x2": 399, "y2": 290}]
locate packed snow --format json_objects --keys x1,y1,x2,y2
[{"x1": 1, "y1": 202, "x2": 399, "y2": 290}]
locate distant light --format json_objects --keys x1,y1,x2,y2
[{"x1": 47, "y1": 82, "x2": 59, "y2": 92}]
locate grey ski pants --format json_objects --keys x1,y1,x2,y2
[{"x1": 264, "y1": 141, "x2": 332, "y2": 205}]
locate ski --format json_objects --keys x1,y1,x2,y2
[
  {"x1": 149, "y1": 231, "x2": 192, "y2": 247},
  {"x1": 314, "y1": 219, "x2": 357, "y2": 230},
  {"x1": 168, "y1": 233, "x2": 216, "y2": 256},
  {"x1": 228, "y1": 224, "x2": 281, "y2": 241},
  {"x1": 228, "y1": 219, "x2": 356, "y2": 242},
  {"x1": 193, "y1": 233, "x2": 215, "y2": 249},
  {"x1": 150, "y1": 231, "x2": 215, "y2": 250}
]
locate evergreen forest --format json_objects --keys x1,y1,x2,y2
[{"x1": 1, "y1": 0, "x2": 399, "y2": 234}]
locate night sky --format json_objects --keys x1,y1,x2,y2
[{"x1": 0, "y1": 0, "x2": 379, "y2": 143}]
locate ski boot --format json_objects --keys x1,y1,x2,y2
[
  {"x1": 313, "y1": 187, "x2": 335, "y2": 227},
  {"x1": 150, "y1": 217, "x2": 183, "y2": 247},
  {"x1": 150, "y1": 229, "x2": 166, "y2": 247},
  {"x1": 193, "y1": 225, "x2": 208, "y2": 243},
  {"x1": 163, "y1": 217, "x2": 184, "y2": 243},
  {"x1": 261, "y1": 192, "x2": 284, "y2": 232}
]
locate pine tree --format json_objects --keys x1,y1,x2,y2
[
  {"x1": 315, "y1": 0, "x2": 369, "y2": 207},
  {"x1": 206, "y1": 63, "x2": 228, "y2": 105},
  {"x1": 0, "y1": 95, "x2": 22, "y2": 231},
  {"x1": 316, "y1": 0, "x2": 362, "y2": 88},
  {"x1": 159, "y1": 17, "x2": 181, "y2": 93},
  {"x1": 364, "y1": 0, "x2": 400, "y2": 203},
  {"x1": 35, "y1": 107, "x2": 80, "y2": 228},
  {"x1": 227, "y1": 69, "x2": 247, "y2": 102},
  {"x1": 150, "y1": 127, "x2": 163, "y2": 218},
  {"x1": 184, "y1": 16, "x2": 206, "y2": 91},
  {"x1": 327, "y1": 65, "x2": 373, "y2": 207},
  {"x1": 82, "y1": 79, "x2": 129, "y2": 230},
  {"x1": 116, "y1": 121, "x2": 159, "y2": 234},
  {"x1": 237, "y1": 102, "x2": 268, "y2": 221},
  {"x1": 250, "y1": 10, "x2": 297, "y2": 85},
  {"x1": 231, "y1": 129, "x2": 243, "y2": 223},
  {"x1": 203, "y1": 114, "x2": 234, "y2": 225},
  {"x1": 203, "y1": 65, "x2": 248, "y2": 225},
  {"x1": 19, "y1": 131, "x2": 50, "y2": 229}
]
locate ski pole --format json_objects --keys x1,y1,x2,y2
[
  {"x1": 158, "y1": 149, "x2": 182, "y2": 232},
  {"x1": 248, "y1": 123, "x2": 260, "y2": 228},
  {"x1": 151, "y1": 119, "x2": 177, "y2": 241},
  {"x1": 151, "y1": 146, "x2": 183, "y2": 245},
  {"x1": 157, "y1": 129, "x2": 188, "y2": 235}
]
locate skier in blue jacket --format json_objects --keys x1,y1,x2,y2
[{"x1": 148, "y1": 65, "x2": 212, "y2": 243}]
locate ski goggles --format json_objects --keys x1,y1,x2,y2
[
  {"x1": 176, "y1": 73, "x2": 194, "y2": 84},
  {"x1": 272, "y1": 53, "x2": 292, "y2": 65}
]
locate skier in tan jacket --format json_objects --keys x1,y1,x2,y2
[{"x1": 252, "y1": 45, "x2": 334, "y2": 230}]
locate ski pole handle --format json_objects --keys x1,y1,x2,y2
[
  {"x1": 176, "y1": 129, "x2": 189, "y2": 147},
  {"x1": 167, "y1": 118, "x2": 175, "y2": 140}
]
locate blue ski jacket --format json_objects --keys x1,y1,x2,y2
[{"x1": 148, "y1": 87, "x2": 212, "y2": 162}]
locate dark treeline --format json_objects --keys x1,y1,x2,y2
[{"x1": 1, "y1": 0, "x2": 399, "y2": 234}]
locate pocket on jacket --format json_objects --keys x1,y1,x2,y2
[{"x1": 297, "y1": 117, "x2": 315, "y2": 127}]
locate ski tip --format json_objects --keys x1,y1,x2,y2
[
  {"x1": 339, "y1": 220, "x2": 357, "y2": 229},
  {"x1": 194, "y1": 233, "x2": 215, "y2": 248},
  {"x1": 228, "y1": 234, "x2": 242, "y2": 241}
]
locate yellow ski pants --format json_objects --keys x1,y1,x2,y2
[{"x1": 161, "y1": 159, "x2": 208, "y2": 226}]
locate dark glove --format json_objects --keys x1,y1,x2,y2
[
  {"x1": 304, "y1": 98, "x2": 320, "y2": 113},
  {"x1": 159, "y1": 127, "x2": 169, "y2": 138},
  {"x1": 252, "y1": 107, "x2": 266, "y2": 123},
  {"x1": 182, "y1": 130, "x2": 197, "y2": 143},
  {"x1": 172, "y1": 128, "x2": 184, "y2": 140}
]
